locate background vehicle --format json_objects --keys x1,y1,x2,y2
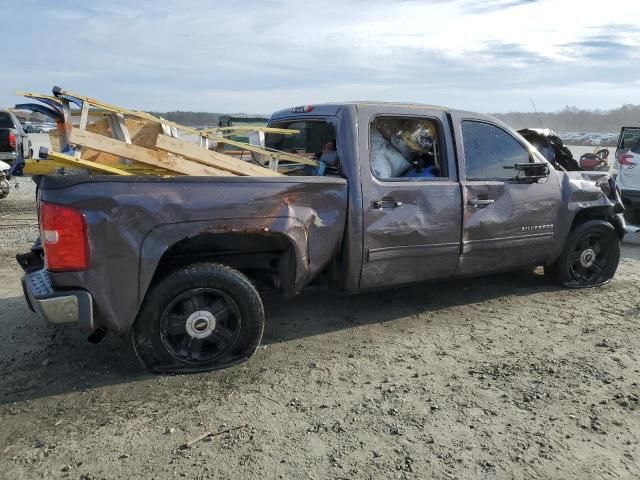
[
  {"x1": 0, "y1": 159, "x2": 10, "y2": 198},
  {"x1": 612, "y1": 126, "x2": 640, "y2": 224},
  {"x1": 579, "y1": 147, "x2": 610, "y2": 171},
  {"x1": 18, "y1": 103, "x2": 625, "y2": 373},
  {"x1": 0, "y1": 110, "x2": 32, "y2": 166}
]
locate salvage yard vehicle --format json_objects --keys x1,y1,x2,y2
[
  {"x1": 0, "y1": 160, "x2": 10, "y2": 198},
  {"x1": 18, "y1": 102, "x2": 626, "y2": 373},
  {"x1": 612, "y1": 126, "x2": 640, "y2": 225},
  {"x1": 0, "y1": 109, "x2": 32, "y2": 166}
]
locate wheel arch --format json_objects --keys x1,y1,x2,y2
[
  {"x1": 149, "y1": 231, "x2": 300, "y2": 292},
  {"x1": 569, "y1": 206, "x2": 624, "y2": 240},
  {"x1": 137, "y1": 218, "x2": 310, "y2": 320}
]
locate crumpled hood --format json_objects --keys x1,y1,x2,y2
[{"x1": 563, "y1": 170, "x2": 622, "y2": 208}]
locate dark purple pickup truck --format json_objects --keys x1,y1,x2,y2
[{"x1": 18, "y1": 102, "x2": 626, "y2": 373}]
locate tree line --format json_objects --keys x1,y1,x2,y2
[{"x1": 493, "y1": 104, "x2": 640, "y2": 133}]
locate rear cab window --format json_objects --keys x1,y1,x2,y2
[
  {"x1": 368, "y1": 116, "x2": 447, "y2": 180},
  {"x1": 266, "y1": 118, "x2": 339, "y2": 175}
]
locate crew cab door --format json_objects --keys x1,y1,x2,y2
[
  {"x1": 358, "y1": 106, "x2": 462, "y2": 289},
  {"x1": 450, "y1": 115, "x2": 562, "y2": 276}
]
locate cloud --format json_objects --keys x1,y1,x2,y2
[
  {"x1": 1, "y1": 0, "x2": 639, "y2": 113},
  {"x1": 460, "y1": 0, "x2": 539, "y2": 13}
]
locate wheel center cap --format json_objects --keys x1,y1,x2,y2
[
  {"x1": 185, "y1": 311, "x2": 216, "y2": 339},
  {"x1": 580, "y1": 248, "x2": 596, "y2": 268}
]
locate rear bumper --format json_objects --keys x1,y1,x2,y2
[
  {"x1": 21, "y1": 268, "x2": 96, "y2": 334},
  {"x1": 0, "y1": 151, "x2": 16, "y2": 162}
]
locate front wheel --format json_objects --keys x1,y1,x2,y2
[
  {"x1": 132, "y1": 263, "x2": 265, "y2": 373},
  {"x1": 553, "y1": 220, "x2": 620, "y2": 288}
]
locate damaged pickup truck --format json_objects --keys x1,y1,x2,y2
[{"x1": 18, "y1": 103, "x2": 626, "y2": 373}]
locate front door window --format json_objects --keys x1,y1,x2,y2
[{"x1": 462, "y1": 121, "x2": 530, "y2": 180}]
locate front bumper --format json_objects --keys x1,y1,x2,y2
[{"x1": 21, "y1": 268, "x2": 96, "y2": 334}]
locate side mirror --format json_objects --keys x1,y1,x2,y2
[{"x1": 503, "y1": 162, "x2": 549, "y2": 183}]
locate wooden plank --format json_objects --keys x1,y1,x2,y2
[
  {"x1": 60, "y1": 99, "x2": 73, "y2": 150},
  {"x1": 154, "y1": 134, "x2": 282, "y2": 177},
  {"x1": 82, "y1": 151, "x2": 173, "y2": 175},
  {"x1": 214, "y1": 126, "x2": 300, "y2": 135},
  {"x1": 47, "y1": 151, "x2": 134, "y2": 175},
  {"x1": 69, "y1": 128, "x2": 235, "y2": 176},
  {"x1": 78, "y1": 101, "x2": 90, "y2": 130},
  {"x1": 15, "y1": 91, "x2": 63, "y2": 104},
  {"x1": 216, "y1": 137, "x2": 318, "y2": 166},
  {"x1": 115, "y1": 113, "x2": 132, "y2": 143},
  {"x1": 51, "y1": 88, "x2": 314, "y2": 166},
  {"x1": 23, "y1": 159, "x2": 66, "y2": 175}
]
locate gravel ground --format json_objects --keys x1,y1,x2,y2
[
  {"x1": 0, "y1": 177, "x2": 639, "y2": 480},
  {"x1": 0, "y1": 177, "x2": 38, "y2": 256}
]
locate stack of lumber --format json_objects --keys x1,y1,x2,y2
[{"x1": 17, "y1": 87, "x2": 317, "y2": 177}]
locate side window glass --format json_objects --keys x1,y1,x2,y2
[
  {"x1": 462, "y1": 121, "x2": 530, "y2": 180},
  {"x1": 620, "y1": 128, "x2": 640, "y2": 154},
  {"x1": 369, "y1": 116, "x2": 446, "y2": 180}
]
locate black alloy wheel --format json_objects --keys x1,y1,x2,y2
[
  {"x1": 132, "y1": 263, "x2": 265, "y2": 373},
  {"x1": 568, "y1": 232, "x2": 610, "y2": 285},
  {"x1": 160, "y1": 288, "x2": 242, "y2": 364},
  {"x1": 553, "y1": 220, "x2": 620, "y2": 288}
]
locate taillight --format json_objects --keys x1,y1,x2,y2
[
  {"x1": 8, "y1": 131, "x2": 16, "y2": 149},
  {"x1": 39, "y1": 202, "x2": 89, "y2": 271},
  {"x1": 618, "y1": 153, "x2": 637, "y2": 169}
]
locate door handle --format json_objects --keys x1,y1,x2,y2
[
  {"x1": 372, "y1": 199, "x2": 403, "y2": 209},
  {"x1": 467, "y1": 198, "x2": 495, "y2": 207}
]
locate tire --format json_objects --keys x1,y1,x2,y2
[
  {"x1": 132, "y1": 263, "x2": 265, "y2": 373},
  {"x1": 554, "y1": 220, "x2": 620, "y2": 288}
]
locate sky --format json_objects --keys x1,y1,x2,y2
[{"x1": 1, "y1": 0, "x2": 639, "y2": 114}]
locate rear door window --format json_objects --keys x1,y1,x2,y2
[
  {"x1": 462, "y1": 121, "x2": 530, "y2": 180},
  {"x1": 368, "y1": 116, "x2": 447, "y2": 180}
]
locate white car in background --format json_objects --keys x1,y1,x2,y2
[{"x1": 612, "y1": 126, "x2": 640, "y2": 225}]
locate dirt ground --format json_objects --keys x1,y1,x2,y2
[{"x1": 1, "y1": 179, "x2": 639, "y2": 480}]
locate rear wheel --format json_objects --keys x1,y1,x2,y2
[
  {"x1": 132, "y1": 263, "x2": 265, "y2": 373},
  {"x1": 553, "y1": 220, "x2": 620, "y2": 288}
]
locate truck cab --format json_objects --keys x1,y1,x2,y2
[{"x1": 267, "y1": 103, "x2": 623, "y2": 291}]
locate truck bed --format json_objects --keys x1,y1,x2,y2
[{"x1": 34, "y1": 174, "x2": 349, "y2": 333}]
